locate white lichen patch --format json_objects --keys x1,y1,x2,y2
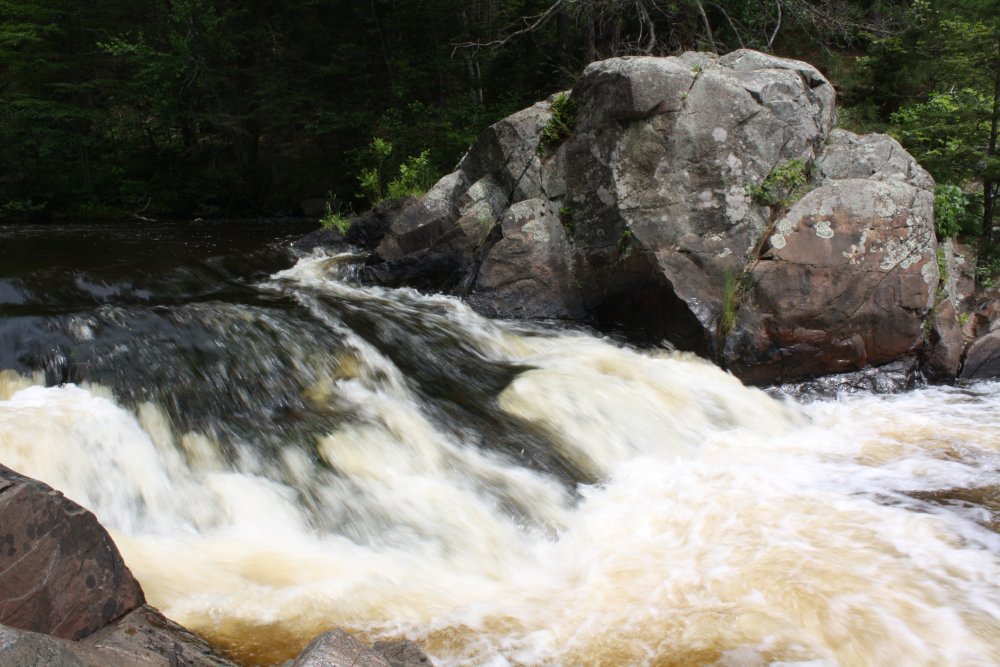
[
  {"x1": 712, "y1": 127, "x2": 729, "y2": 142},
  {"x1": 879, "y1": 236, "x2": 920, "y2": 271},
  {"x1": 770, "y1": 234, "x2": 787, "y2": 250},
  {"x1": 776, "y1": 218, "x2": 795, "y2": 236},
  {"x1": 725, "y1": 185, "x2": 749, "y2": 223},
  {"x1": 718, "y1": 246, "x2": 732, "y2": 257},
  {"x1": 524, "y1": 217, "x2": 552, "y2": 244},
  {"x1": 842, "y1": 227, "x2": 869, "y2": 265},
  {"x1": 874, "y1": 193, "x2": 898, "y2": 218},
  {"x1": 814, "y1": 220, "x2": 834, "y2": 239},
  {"x1": 696, "y1": 190, "x2": 718, "y2": 211},
  {"x1": 921, "y1": 260, "x2": 938, "y2": 285},
  {"x1": 726, "y1": 153, "x2": 743, "y2": 175},
  {"x1": 597, "y1": 186, "x2": 615, "y2": 207}
]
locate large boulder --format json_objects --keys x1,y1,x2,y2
[
  {"x1": 468, "y1": 199, "x2": 582, "y2": 319},
  {"x1": 729, "y1": 163, "x2": 937, "y2": 383},
  {"x1": 0, "y1": 464, "x2": 144, "y2": 640},
  {"x1": 0, "y1": 464, "x2": 237, "y2": 666},
  {"x1": 351, "y1": 49, "x2": 954, "y2": 384},
  {"x1": 961, "y1": 329, "x2": 1000, "y2": 379}
]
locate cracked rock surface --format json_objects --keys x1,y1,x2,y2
[{"x1": 354, "y1": 49, "x2": 944, "y2": 384}]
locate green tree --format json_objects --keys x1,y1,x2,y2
[{"x1": 854, "y1": 0, "x2": 1000, "y2": 250}]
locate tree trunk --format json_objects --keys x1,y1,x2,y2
[
  {"x1": 981, "y1": 36, "x2": 1000, "y2": 251},
  {"x1": 557, "y1": 7, "x2": 570, "y2": 62},
  {"x1": 584, "y1": 7, "x2": 595, "y2": 64}
]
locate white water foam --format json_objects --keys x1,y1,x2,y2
[{"x1": 1, "y1": 255, "x2": 998, "y2": 666}]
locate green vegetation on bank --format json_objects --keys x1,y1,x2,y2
[{"x1": 836, "y1": 0, "x2": 999, "y2": 269}]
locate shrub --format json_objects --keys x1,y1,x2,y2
[
  {"x1": 747, "y1": 159, "x2": 811, "y2": 208},
  {"x1": 540, "y1": 92, "x2": 577, "y2": 152},
  {"x1": 357, "y1": 138, "x2": 437, "y2": 205},
  {"x1": 357, "y1": 138, "x2": 393, "y2": 206},
  {"x1": 934, "y1": 184, "x2": 966, "y2": 239},
  {"x1": 320, "y1": 200, "x2": 351, "y2": 235},
  {"x1": 386, "y1": 150, "x2": 435, "y2": 200}
]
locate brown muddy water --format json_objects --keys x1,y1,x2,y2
[{"x1": 1, "y1": 224, "x2": 998, "y2": 666}]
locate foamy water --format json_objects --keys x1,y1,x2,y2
[{"x1": 1, "y1": 254, "x2": 998, "y2": 666}]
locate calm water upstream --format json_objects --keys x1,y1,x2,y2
[{"x1": 1, "y1": 222, "x2": 999, "y2": 666}]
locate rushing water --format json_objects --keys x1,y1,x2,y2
[{"x1": 1, "y1": 222, "x2": 999, "y2": 666}]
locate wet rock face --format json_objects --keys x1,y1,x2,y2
[
  {"x1": 353, "y1": 49, "x2": 949, "y2": 384},
  {"x1": 0, "y1": 465, "x2": 145, "y2": 640},
  {"x1": 286, "y1": 629, "x2": 392, "y2": 667},
  {"x1": 469, "y1": 199, "x2": 582, "y2": 319},
  {"x1": 0, "y1": 605, "x2": 239, "y2": 667},
  {"x1": 0, "y1": 466, "x2": 239, "y2": 666}
]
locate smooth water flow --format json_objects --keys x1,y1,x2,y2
[{"x1": 1, "y1": 224, "x2": 998, "y2": 665}]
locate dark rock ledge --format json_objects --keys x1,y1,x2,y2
[{"x1": 0, "y1": 464, "x2": 434, "y2": 667}]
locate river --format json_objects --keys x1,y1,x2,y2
[{"x1": 1, "y1": 222, "x2": 998, "y2": 666}]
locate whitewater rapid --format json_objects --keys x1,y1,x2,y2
[{"x1": 1, "y1": 252, "x2": 998, "y2": 666}]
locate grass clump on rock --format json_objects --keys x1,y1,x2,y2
[
  {"x1": 747, "y1": 158, "x2": 812, "y2": 208},
  {"x1": 540, "y1": 92, "x2": 577, "y2": 153}
]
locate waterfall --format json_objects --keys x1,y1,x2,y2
[{"x1": 2, "y1": 234, "x2": 999, "y2": 666}]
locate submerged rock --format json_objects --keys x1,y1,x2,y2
[
  {"x1": 285, "y1": 629, "x2": 392, "y2": 667},
  {"x1": 282, "y1": 630, "x2": 437, "y2": 667},
  {"x1": 373, "y1": 639, "x2": 435, "y2": 666}
]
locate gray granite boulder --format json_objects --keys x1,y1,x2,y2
[
  {"x1": 469, "y1": 198, "x2": 582, "y2": 319},
  {"x1": 347, "y1": 49, "x2": 999, "y2": 384}
]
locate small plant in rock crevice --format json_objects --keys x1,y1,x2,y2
[
  {"x1": 558, "y1": 205, "x2": 575, "y2": 235},
  {"x1": 933, "y1": 184, "x2": 969, "y2": 239},
  {"x1": 936, "y1": 247, "x2": 950, "y2": 300},
  {"x1": 539, "y1": 92, "x2": 577, "y2": 153},
  {"x1": 747, "y1": 158, "x2": 812, "y2": 209},
  {"x1": 719, "y1": 270, "x2": 740, "y2": 339},
  {"x1": 320, "y1": 202, "x2": 351, "y2": 235},
  {"x1": 617, "y1": 228, "x2": 632, "y2": 257}
]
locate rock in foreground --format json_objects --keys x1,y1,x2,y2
[
  {"x1": 0, "y1": 463, "x2": 437, "y2": 667},
  {"x1": 0, "y1": 464, "x2": 144, "y2": 640},
  {"x1": 0, "y1": 463, "x2": 237, "y2": 666}
]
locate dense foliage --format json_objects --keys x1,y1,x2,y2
[{"x1": 0, "y1": 0, "x2": 996, "y2": 250}]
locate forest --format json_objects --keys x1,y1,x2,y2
[{"x1": 0, "y1": 0, "x2": 997, "y2": 254}]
